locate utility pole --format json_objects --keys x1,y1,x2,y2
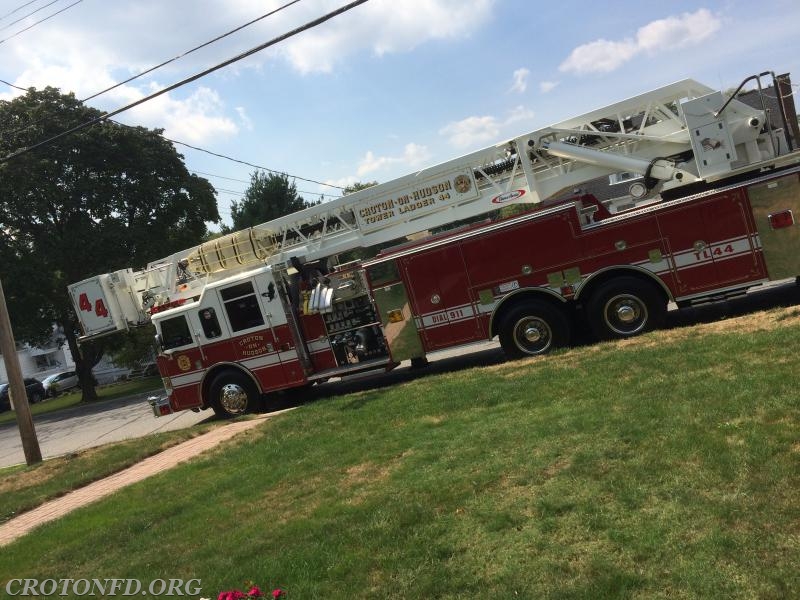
[{"x1": 0, "y1": 277, "x2": 41, "y2": 465}]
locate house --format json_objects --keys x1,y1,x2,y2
[{"x1": 0, "y1": 326, "x2": 129, "y2": 386}]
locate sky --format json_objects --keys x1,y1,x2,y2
[{"x1": 2, "y1": 0, "x2": 800, "y2": 230}]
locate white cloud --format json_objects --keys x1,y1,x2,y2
[
  {"x1": 440, "y1": 106, "x2": 536, "y2": 149},
  {"x1": 357, "y1": 143, "x2": 432, "y2": 177},
  {"x1": 235, "y1": 106, "x2": 253, "y2": 131},
  {"x1": 1, "y1": 0, "x2": 499, "y2": 142},
  {"x1": 119, "y1": 86, "x2": 239, "y2": 143},
  {"x1": 505, "y1": 105, "x2": 535, "y2": 125},
  {"x1": 539, "y1": 80, "x2": 559, "y2": 94},
  {"x1": 636, "y1": 9, "x2": 721, "y2": 52},
  {"x1": 280, "y1": 0, "x2": 496, "y2": 74},
  {"x1": 1, "y1": 14, "x2": 241, "y2": 143},
  {"x1": 559, "y1": 9, "x2": 721, "y2": 74},
  {"x1": 560, "y1": 38, "x2": 639, "y2": 75},
  {"x1": 440, "y1": 116, "x2": 500, "y2": 149},
  {"x1": 510, "y1": 68, "x2": 530, "y2": 94}
]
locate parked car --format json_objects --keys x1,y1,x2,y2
[
  {"x1": 41, "y1": 370, "x2": 79, "y2": 397},
  {"x1": 0, "y1": 378, "x2": 46, "y2": 411}
]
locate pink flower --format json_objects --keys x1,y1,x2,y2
[
  {"x1": 232, "y1": 592, "x2": 247, "y2": 600},
  {"x1": 272, "y1": 590, "x2": 284, "y2": 599},
  {"x1": 247, "y1": 586, "x2": 263, "y2": 598},
  {"x1": 217, "y1": 593, "x2": 232, "y2": 600}
]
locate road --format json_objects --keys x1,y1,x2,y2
[
  {"x1": 1, "y1": 278, "x2": 798, "y2": 469},
  {"x1": 0, "y1": 392, "x2": 209, "y2": 468},
  {"x1": 0, "y1": 341, "x2": 508, "y2": 469}
]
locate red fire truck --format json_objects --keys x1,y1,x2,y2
[{"x1": 69, "y1": 70, "x2": 800, "y2": 417}]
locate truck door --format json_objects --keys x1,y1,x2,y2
[
  {"x1": 253, "y1": 270, "x2": 307, "y2": 384},
  {"x1": 401, "y1": 244, "x2": 482, "y2": 350},
  {"x1": 217, "y1": 274, "x2": 297, "y2": 391}
]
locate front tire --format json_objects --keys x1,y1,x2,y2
[
  {"x1": 586, "y1": 276, "x2": 667, "y2": 341},
  {"x1": 498, "y1": 301, "x2": 570, "y2": 359},
  {"x1": 208, "y1": 371, "x2": 258, "y2": 418}
]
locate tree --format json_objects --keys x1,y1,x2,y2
[
  {"x1": 228, "y1": 171, "x2": 316, "y2": 230},
  {"x1": 0, "y1": 87, "x2": 219, "y2": 401},
  {"x1": 106, "y1": 326, "x2": 158, "y2": 370},
  {"x1": 343, "y1": 181, "x2": 378, "y2": 195}
]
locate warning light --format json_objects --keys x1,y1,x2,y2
[{"x1": 768, "y1": 210, "x2": 794, "y2": 230}]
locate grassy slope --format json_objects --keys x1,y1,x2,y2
[
  {"x1": 2, "y1": 309, "x2": 799, "y2": 599},
  {"x1": 0, "y1": 423, "x2": 219, "y2": 523}
]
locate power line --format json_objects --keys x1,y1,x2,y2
[
  {"x1": 0, "y1": 0, "x2": 370, "y2": 164},
  {"x1": 0, "y1": 93, "x2": 343, "y2": 191},
  {"x1": 189, "y1": 170, "x2": 343, "y2": 197},
  {"x1": 0, "y1": 0, "x2": 41, "y2": 22},
  {"x1": 82, "y1": 0, "x2": 302, "y2": 103},
  {"x1": 2, "y1": 9, "x2": 349, "y2": 194},
  {"x1": 189, "y1": 170, "x2": 250, "y2": 184},
  {"x1": 5, "y1": 92, "x2": 344, "y2": 195},
  {"x1": 0, "y1": 0, "x2": 62, "y2": 31},
  {"x1": 206, "y1": 183, "x2": 341, "y2": 199},
  {"x1": 0, "y1": 78, "x2": 28, "y2": 91},
  {"x1": 1, "y1": 0, "x2": 302, "y2": 140},
  {"x1": 0, "y1": 0, "x2": 82, "y2": 45},
  {"x1": 101, "y1": 119, "x2": 344, "y2": 192},
  {"x1": 216, "y1": 187, "x2": 247, "y2": 195},
  {"x1": 174, "y1": 137, "x2": 344, "y2": 190}
]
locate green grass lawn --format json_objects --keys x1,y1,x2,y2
[
  {"x1": 0, "y1": 377, "x2": 162, "y2": 426},
  {"x1": 0, "y1": 421, "x2": 220, "y2": 524},
  {"x1": 2, "y1": 309, "x2": 799, "y2": 599}
]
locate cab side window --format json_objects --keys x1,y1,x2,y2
[
  {"x1": 199, "y1": 308, "x2": 222, "y2": 339},
  {"x1": 160, "y1": 315, "x2": 192, "y2": 349},
  {"x1": 220, "y1": 281, "x2": 264, "y2": 332}
]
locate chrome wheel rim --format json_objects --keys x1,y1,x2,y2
[
  {"x1": 219, "y1": 383, "x2": 248, "y2": 415},
  {"x1": 603, "y1": 294, "x2": 648, "y2": 335},
  {"x1": 512, "y1": 316, "x2": 552, "y2": 355}
]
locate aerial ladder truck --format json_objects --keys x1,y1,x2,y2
[{"x1": 69, "y1": 71, "x2": 800, "y2": 417}]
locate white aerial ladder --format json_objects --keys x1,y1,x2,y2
[{"x1": 69, "y1": 72, "x2": 795, "y2": 340}]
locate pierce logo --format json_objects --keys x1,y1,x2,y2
[{"x1": 491, "y1": 189, "x2": 525, "y2": 204}]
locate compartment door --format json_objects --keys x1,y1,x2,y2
[
  {"x1": 657, "y1": 190, "x2": 762, "y2": 297},
  {"x1": 372, "y1": 280, "x2": 424, "y2": 362},
  {"x1": 401, "y1": 245, "x2": 482, "y2": 350}
]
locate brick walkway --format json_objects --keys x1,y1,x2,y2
[{"x1": 0, "y1": 415, "x2": 272, "y2": 547}]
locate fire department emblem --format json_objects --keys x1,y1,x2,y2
[
  {"x1": 454, "y1": 174, "x2": 472, "y2": 194},
  {"x1": 177, "y1": 355, "x2": 191, "y2": 372}
]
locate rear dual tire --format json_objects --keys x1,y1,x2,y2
[{"x1": 585, "y1": 277, "x2": 667, "y2": 341}]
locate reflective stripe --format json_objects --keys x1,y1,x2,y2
[{"x1": 418, "y1": 303, "x2": 476, "y2": 330}]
